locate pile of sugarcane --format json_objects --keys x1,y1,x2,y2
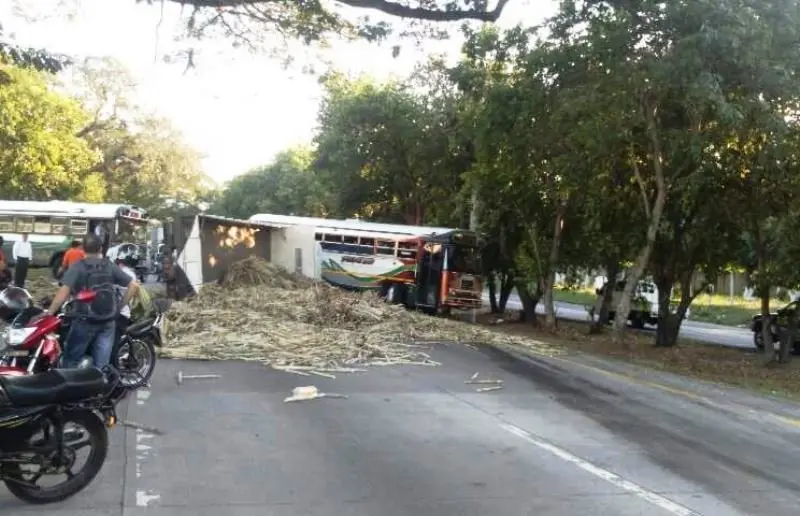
[{"x1": 161, "y1": 257, "x2": 562, "y2": 375}]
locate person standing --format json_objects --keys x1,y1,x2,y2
[
  {"x1": 44, "y1": 234, "x2": 140, "y2": 368},
  {"x1": 58, "y1": 240, "x2": 86, "y2": 278},
  {"x1": 12, "y1": 233, "x2": 32, "y2": 288},
  {"x1": 94, "y1": 222, "x2": 110, "y2": 257}
]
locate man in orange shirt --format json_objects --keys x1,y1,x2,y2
[{"x1": 58, "y1": 240, "x2": 86, "y2": 278}]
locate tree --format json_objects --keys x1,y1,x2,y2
[
  {"x1": 314, "y1": 73, "x2": 461, "y2": 224},
  {"x1": 167, "y1": 0, "x2": 513, "y2": 22},
  {"x1": 0, "y1": 62, "x2": 101, "y2": 200},
  {"x1": 211, "y1": 146, "x2": 327, "y2": 219},
  {"x1": 67, "y1": 57, "x2": 214, "y2": 217},
  {"x1": 0, "y1": 23, "x2": 70, "y2": 74}
]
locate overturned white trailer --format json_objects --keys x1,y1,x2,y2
[{"x1": 163, "y1": 213, "x2": 317, "y2": 299}]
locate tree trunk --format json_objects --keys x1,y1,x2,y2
[
  {"x1": 653, "y1": 274, "x2": 675, "y2": 347},
  {"x1": 517, "y1": 281, "x2": 541, "y2": 326},
  {"x1": 469, "y1": 187, "x2": 480, "y2": 231},
  {"x1": 657, "y1": 271, "x2": 699, "y2": 347},
  {"x1": 542, "y1": 205, "x2": 566, "y2": 328},
  {"x1": 760, "y1": 291, "x2": 774, "y2": 365},
  {"x1": 498, "y1": 273, "x2": 514, "y2": 312},
  {"x1": 589, "y1": 260, "x2": 619, "y2": 334},
  {"x1": 753, "y1": 227, "x2": 774, "y2": 365},
  {"x1": 612, "y1": 95, "x2": 668, "y2": 347},
  {"x1": 780, "y1": 304, "x2": 797, "y2": 364},
  {"x1": 487, "y1": 271, "x2": 499, "y2": 313}
]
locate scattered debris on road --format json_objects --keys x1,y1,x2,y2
[
  {"x1": 466, "y1": 372, "x2": 504, "y2": 392},
  {"x1": 121, "y1": 419, "x2": 164, "y2": 435},
  {"x1": 283, "y1": 385, "x2": 348, "y2": 403},
  {"x1": 175, "y1": 371, "x2": 222, "y2": 385},
  {"x1": 162, "y1": 257, "x2": 563, "y2": 372},
  {"x1": 476, "y1": 386, "x2": 504, "y2": 393}
]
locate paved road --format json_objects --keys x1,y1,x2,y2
[
  {"x1": 484, "y1": 292, "x2": 755, "y2": 350},
  {"x1": 4, "y1": 345, "x2": 800, "y2": 515}
]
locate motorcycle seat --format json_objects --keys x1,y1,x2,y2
[
  {"x1": 0, "y1": 368, "x2": 106, "y2": 408},
  {"x1": 127, "y1": 317, "x2": 156, "y2": 337}
]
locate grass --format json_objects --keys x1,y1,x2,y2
[
  {"x1": 552, "y1": 286, "x2": 762, "y2": 327},
  {"x1": 475, "y1": 312, "x2": 800, "y2": 401}
]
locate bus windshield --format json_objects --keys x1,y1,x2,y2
[
  {"x1": 448, "y1": 245, "x2": 481, "y2": 274},
  {"x1": 117, "y1": 218, "x2": 148, "y2": 242}
]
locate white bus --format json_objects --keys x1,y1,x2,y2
[
  {"x1": 0, "y1": 201, "x2": 150, "y2": 272},
  {"x1": 248, "y1": 213, "x2": 484, "y2": 313}
]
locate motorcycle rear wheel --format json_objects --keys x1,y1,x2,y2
[
  {"x1": 114, "y1": 336, "x2": 156, "y2": 389},
  {"x1": 2, "y1": 410, "x2": 109, "y2": 504}
]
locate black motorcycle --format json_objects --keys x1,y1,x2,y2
[
  {"x1": 0, "y1": 366, "x2": 128, "y2": 504},
  {"x1": 112, "y1": 301, "x2": 167, "y2": 389}
]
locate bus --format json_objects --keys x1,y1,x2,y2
[
  {"x1": 248, "y1": 213, "x2": 484, "y2": 314},
  {"x1": 0, "y1": 201, "x2": 150, "y2": 274}
]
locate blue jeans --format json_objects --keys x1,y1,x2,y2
[{"x1": 61, "y1": 319, "x2": 116, "y2": 368}]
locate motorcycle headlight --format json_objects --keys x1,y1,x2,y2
[{"x1": 7, "y1": 327, "x2": 35, "y2": 346}]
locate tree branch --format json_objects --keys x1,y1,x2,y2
[{"x1": 167, "y1": 0, "x2": 512, "y2": 22}]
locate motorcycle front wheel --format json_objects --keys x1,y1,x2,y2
[
  {"x1": 2, "y1": 410, "x2": 109, "y2": 504},
  {"x1": 114, "y1": 336, "x2": 156, "y2": 388}
]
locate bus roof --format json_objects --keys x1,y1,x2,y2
[
  {"x1": 0, "y1": 201, "x2": 146, "y2": 220},
  {"x1": 248, "y1": 213, "x2": 462, "y2": 238}
]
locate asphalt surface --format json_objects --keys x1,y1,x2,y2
[
  {"x1": 4, "y1": 344, "x2": 800, "y2": 515},
  {"x1": 485, "y1": 293, "x2": 755, "y2": 350}
]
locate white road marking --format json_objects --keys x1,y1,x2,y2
[
  {"x1": 133, "y1": 389, "x2": 159, "y2": 504},
  {"x1": 136, "y1": 490, "x2": 160, "y2": 507},
  {"x1": 136, "y1": 388, "x2": 151, "y2": 405},
  {"x1": 500, "y1": 423, "x2": 702, "y2": 516}
]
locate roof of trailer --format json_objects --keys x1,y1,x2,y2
[
  {"x1": 198, "y1": 213, "x2": 290, "y2": 229},
  {"x1": 0, "y1": 201, "x2": 146, "y2": 219},
  {"x1": 248, "y1": 213, "x2": 461, "y2": 237}
]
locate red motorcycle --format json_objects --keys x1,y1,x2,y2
[
  {"x1": 0, "y1": 287, "x2": 141, "y2": 379},
  {"x1": 0, "y1": 288, "x2": 94, "y2": 376}
]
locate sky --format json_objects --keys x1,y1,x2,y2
[{"x1": 2, "y1": 0, "x2": 555, "y2": 184}]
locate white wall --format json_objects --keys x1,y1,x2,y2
[
  {"x1": 177, "y1": 216, "x2": 204, "y2": 292},
  {"x1": 270, "y1": 226, "x2": 317, "y2": 279}
]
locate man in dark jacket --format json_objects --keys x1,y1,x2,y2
[{"x1": 44, "y1": 234, "x2": 140, "y2": 368}]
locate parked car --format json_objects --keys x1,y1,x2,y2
[{"x1": 750, "y1": 300, "x2": 800, "y2": 352}]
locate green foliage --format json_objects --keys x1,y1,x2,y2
[
  {"x1": 0, "y1": 57, "x2": 212, "y2": 223},
  {"x1": 211, "y1": 147, "x2": 326, "y2": 220},
  {"x1": 68, "y1": 57, "x2": 214, "y2": 219},
  {"x1": 314, "y1": 72, "x2": 466, "y2": 225},
  {"x1": 0, "y1": 63, "x2": 100, "y2": 200}
]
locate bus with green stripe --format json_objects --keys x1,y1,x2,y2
[
  {"x1": 0, "y1": 201, "x2": 150, "y2": 274},
  {"x1": 249, "y1": 214, "x2": 484, "y2": 314}
]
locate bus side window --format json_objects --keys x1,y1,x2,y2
[
  {"x1": 70, "y1": 219, "x2": 88, "y2": 235},
  {"x1": 398, "y1": 241, "x2": 417, "y2": 259},
  {"x1": 359, "y1": 237, "x2": 375, "y2": 255},
  {"x1": 34, "y1": 216, "x2": 51, "y2": 234},
  {"x1": 375, "y1": 240, "x2": 396, "y2": 256},
  {"x1": 14, "y1": 216, "x2": 34, "y2": 233},
  {"x1": 342, "y1": 235, "x2": 359, "y2": 254},
  {"x1": 50, "y1": 218, "x2": 68, "y2": 235},
  {"x1": 0, "y1": 216, "x2": 13, "y2": 232}
]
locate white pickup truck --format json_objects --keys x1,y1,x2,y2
[{"x1": 593, "y1": 279, "x2": 660, "y2": 329}]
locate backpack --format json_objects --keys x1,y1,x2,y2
[{"x1": 81, "y1": 259, "x2": 118, "y2": 322}]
